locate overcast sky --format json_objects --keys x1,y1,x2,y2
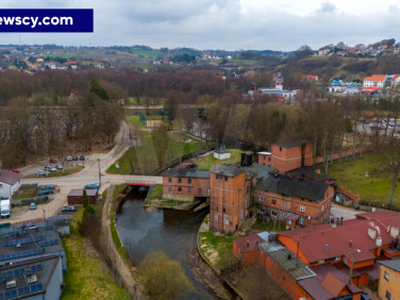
[{"x1": 1, "y1": 0, "x2": 400, "y2": 51}]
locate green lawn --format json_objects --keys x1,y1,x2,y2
[
  {"x1": 126, "y1": 116, "x2": 144, "y2": 127},
  {"x1": 61, "y1": 208, "x2": 130, "y2": 300},
  {"x1": 198, "y1": 231, "x2": 236, "y2": 270},
  {"x1": 195, "y1": 149, "x2": 242, "y2": 170},
  {"x1": 106, "y1": 132, "x2": 202, "y2": 174},
  {"x1": 328, "y1": 153, "x2": 400, "y2": 207},
  {"x1": 147, "y1": 184, "x2": 163, "y2": 201}
]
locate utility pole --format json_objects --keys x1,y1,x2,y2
[{"x1": 98, "y1": 158, "x2": 101, "y2": 187}]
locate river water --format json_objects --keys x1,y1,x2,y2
[{"x1": 116, "y1": 195, "x2": 214, "y2": 299}]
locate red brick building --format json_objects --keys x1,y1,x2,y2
[
  {"x1": 254, "y1": 173, "x2": 335, "y2": 228},
  {"x1": 209, "y1": 164, "x2": 252, "y2": 233},
  {"x1": 258, "y1": 140, "x2": 313, "y2": 174},
  {"x1": 161, "y1": 168, "x2": 210, "y2": 201}
]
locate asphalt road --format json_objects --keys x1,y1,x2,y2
[{"x1": 1, "y1": 121, "x2": 161, "y2": 224}]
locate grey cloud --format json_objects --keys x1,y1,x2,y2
[{"x1": 316, "y1": 2, "x2": 337, "y2": 14}]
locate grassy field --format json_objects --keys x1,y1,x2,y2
[
  {"x1": 61, "y1": 208, "x2": 130, "y2": 300},
  {"x1": 198, "y1": 231, "x2": 236, "y2": 270},
  {"x1": 328, "y1": 153, "x2": 400, "y2": 207},
  {"x1": 195, "y1": 149, "x2": 242, "y2": 170},
  {"x1": 126, "y1": 116, "x2": 145, "y2": 127},
  {"x1": 147, "y1": 184, "x2": 163, "y2": 201},
  {"x1": 107, "y1": 132, "x2": 202, "y2": 174}
]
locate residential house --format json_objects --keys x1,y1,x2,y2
[
  {"x1": 254, "y1": 173, "x2": 334, "y2": 228},
  {"x1": 161, "y1": 168, "x2": 210, "y2": 201},
  {"x1": 302, "y1": 75, "x2": 319, "y2": 82},
  {"x1": 363, "y1": 74, "x2": 387, "y2": 88},
  {"x1": 257, "y1": 151, "x2": 272, "y2": 167},
  {"x1": 378, "y1": 260, "x2": 400, "y2": 300},
  {"x1": 0, "y1": 170, "x2": 21, "y2": 199},
  {"x1": 232, "y1": 230, "x2": 262, "y2": 265}
]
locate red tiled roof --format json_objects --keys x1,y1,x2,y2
[
  {"x1": 0, "y1": 170, "x2": 20, "y2": 185},
  {"x1": 279, "y1": 214, "x2": 397, "y2": 263},
  {"x1": 364, "y1": 74, "x2": 386, "y2": 82},
  {"x1": 321, "y1": 272, "x2": 345, "y2": 297},
  {"x1": 357, "y1": 210, "x2": 400, "y2": 236},
  {"x1": 233, "y1": 231, "x2": 261, "y2": 253}
]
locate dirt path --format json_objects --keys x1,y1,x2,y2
[{"x1": 101, "y1": 185, "x2": 144, "y2": 300}]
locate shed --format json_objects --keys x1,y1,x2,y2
[
  {"x1": 67, "y1": 189, "x2": 98, "y2": 205},
  {"x1": 213, "y1": 149, "x2": 231, "y2": 161}
]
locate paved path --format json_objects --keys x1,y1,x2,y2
[{"x1": 331, "y1": 203, "x2": 362, "y2": 220}]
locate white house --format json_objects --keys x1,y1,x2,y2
[
  {"x1": 214, "y1": 149, "x2": 231, "y2": 160},
  {"x1": 0, "y1": 170, "x2": 21, "y2": 199}
]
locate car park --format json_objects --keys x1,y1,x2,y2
[
  {"x1": 30, "y1": 202, "x2": 36, "y2": 210},
  {"x1": 34, "y1": 170, "x2": 46, "y2": 176},
  {"x1": 55, "y1": 164, "x2": 63, "y2": 170},
  {"x1": 61, "y1": 205, "x2": 77, "y2": 212},
  {"x1": 66, "y1": 156, "x2": 73, "y2": 161},
  {"x1": 44, "y1": 166, "x2": 56, "y2": 172},
  {"x1": 85, "y1": 182, "x2": 100, "y2": 189}
]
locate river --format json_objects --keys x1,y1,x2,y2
[{"x1": 116, "y1": 194, "x2": 215, "y2": 299}]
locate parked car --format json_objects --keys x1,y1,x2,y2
[
  {"x1": 34, "y1": 170, "x2": 46, "y2": 176},
  {"x1": 79, "y1": 155, "x2": 85, "y2": 161},
  {"x1": 61, "y1": 205, "x2": 77, "y2": 212},
  {"x1": 85, "y1": 182, "x2": 100, "y2": 190},
  {"x1": 49, "y1": 158, "x2": 57, "y2": 163},
  {"x1": 55, "y1": 164, "x2": 63, "y2": 170},
  {"x1": 40, "y1": 184, "x2": 55, "y2": 190},
  {"x1": 73, "y1": 156, "x2": 78, "y2": 161},
  {"x1": 30, "y1": 202, "x2": 36, "y2": 210},
  {"x1": 44, "y1": 166, "x2": 56, "y2": 172},
  {"x1": 65, "y1": 156, "x2": 73, "y2": 161},
  {"x1": 38, "y1": 189, "x2": 53, "y2": 196},
  {"x1": 10, "y1": 169, "x2": 20, "y2": 174}
]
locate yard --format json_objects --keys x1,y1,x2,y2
[
  {"x1": 61, "y1": 208, "x2": 130, "y2": 300},
  {"x1": 106, "y1": 132, "x2": 202, "y2": 174},
  {"x1": 195, "y1": 149, "x2": 242, "y2": 170},
  {"x1": 328, "y1": 153, "x2": 400, "y2": 208}
]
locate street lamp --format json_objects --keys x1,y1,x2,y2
[{"x1": 349, "y1": 248, "x2": 361, "y2": 283}]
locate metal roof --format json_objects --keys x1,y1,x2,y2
[
  {"x1": 378, "y1": 259, "x2": 400, "y2": 273},
  {"x1": 255, "y1": 173, "x2": 329, "y2": 202},
  {"x1": 161, "y1": 168, "x2": 210, "y2": 179},
  {"x1": 0, "y1": 170, "x2": 20, "y2": 186}
]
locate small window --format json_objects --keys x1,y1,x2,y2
[
  {"x1": 271, "y1": 210, "x2": 277, "y2": 216},
  {"x1": 283, "y1": 201, "x2": 287, "y2": 208},
  {"x1": 259, "y1": 196, "x2": 264, "y2": 202},
  {"x1": 178, "y1": 187, "x2": 182, "y2": 193},
  {"x1": 246, "y1": 186, "x2": 249, "y2": 193},
  {"x1": 272, "y1": 199, "x2": 277, "y2": 206},
  {"x1": 168, "y1": 177, "x2": 172, "y2": 183},
  {"x1": 384, "y1": 270, "x2": 390, "y2": 281},
  {"x1": 280, "y1": 212, "x2": 286, "y2": 219},
  {"x1": 188, "y1": 178, "x2": 192, "y2": 183},
  {"x1": 223, "y1": 207, "x2": 226, "y2": 213},
  {"x1": 268, "y1": 157, "x2": 271, "y2": 161},
  {"x1": 299, "y1": 217, "x2": 304, "y2": 225},
  {"x1": 386, "y1": 290, "x2": 391, "y2": 300},
  {"x1": 214, "y1": 214, "x2": 218, "y2": 222},
  {"x1": 178, "y1": 178, "x2": 181, "y2": 183},
  {"x1": 300, "y1": 205, "x2": 305, "y2": 212},
  {"x1": 188, "y1": 187, "x2": 192, "y2": 194},
  {"x1": 279, "y1": 147, "x2": 282, "y2": 151},
  {"x1": 168, "y1": 187, "x2": 172, "y2": 193},
  {"x1": 198, "y1": 188, "x2": 202, "y2": 195}
]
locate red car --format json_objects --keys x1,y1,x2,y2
[
  {"x1": 49, "y1": 158, "x2": 57, "y2": 163},
  {"x1": 10, "y1": 169, "x2": 20, "y2": 174}
]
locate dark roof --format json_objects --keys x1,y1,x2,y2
[
  {"x1": 379, "y1": 259, "x2": 400, "y2": 273},
  {"x1": 273, "y1": 140, "x2": 311, "y2": 148},
  {"x1": 287, "y1": 167, "x2": 335, "y2": 182},
  {"x1": 161, "y1": 168, "x2": 210, "y2": 179},
  {"x1": 255, "y1": 173, "x2": 329, "y2": 202},
  {"x1": 0, "y1": 255, "x2": 61, "y2": 299},
  {"x1": 214, "y1": 149, "x2": 230, "y2": 154},
  {"x1": 0, "y1": 170, "x2": 20, "y2": 185},
  {"x1": 67, "y1": 189, "x2": 98, "y2": 197},
  {"x1": 210, "y1": 164, "x2": 245, "y2": 177}
]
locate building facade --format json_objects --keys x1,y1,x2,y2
[
  {"x1": 378, "y1": 260, "x2": 400, "y2": 300},
  {"x1": 161, "y1": 169, "x2": 210, "y2": 201},
  {"x1": 254, "y1": 173, "x2": 334, "y2": 228},
  {"x1": 0, "y1": 170, "x2": 21, "y2": 199},
  {"x1": 209, "y1": 165, "x2": 251, "y2": 233},
  {"x1": 270, "y1": 140, "x2": 313, "y2": 174}
]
